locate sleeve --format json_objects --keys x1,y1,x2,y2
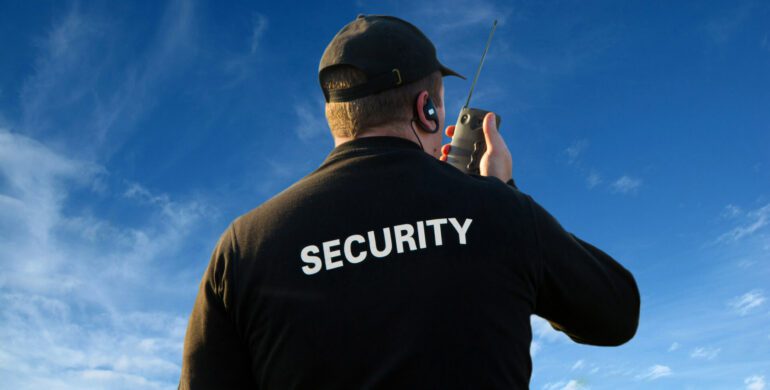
[
  {"x1": 529, "y1": 197, "x2": 641, "y2": 346},
  {"x1": 179, "y1": 225, "x2": 254, "y2": 389}
]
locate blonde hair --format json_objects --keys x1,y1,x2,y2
[{"x1": 321, "y1": 66, "x2": 442, "y2": 138}]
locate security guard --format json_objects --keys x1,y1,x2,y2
[{"x1": 179, "y1": 15, "x2": 640, "y2": 389}]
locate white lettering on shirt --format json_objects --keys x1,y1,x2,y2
[
  {"x1": 344, "y1": 234, "x2": 367, "y2": 263},
  {"x1": 368, "y1": 227, "x2": 393, "y2": 258},
  {"x1": 449, "y1": 218, "x2": 473, "y2": 245},
  {"x1": 416, "y1": 221, "x2": 427, "y2": 249},
  {"x1": 425, "y1": 218, "x2": 448, "y2": 246},
  {"x1": 300, "y1": 217, "x2": 473, "y2": 275},
  {"x1": 322, "y1": 239, "x2": 343, "y2": 270},
  {"x1": 393, "y1": 223, "x2": 417, "y2": 253},
  {"x1": 301, "y1": 245, "x2": 322, "y2": 275}
]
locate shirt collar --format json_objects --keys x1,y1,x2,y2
[{"x1": 320, "y1": 136, "x2": 423, "y2": 166}]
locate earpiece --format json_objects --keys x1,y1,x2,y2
[{"x1": 416, "y1": 95, "x2": 440, "y2": 133}]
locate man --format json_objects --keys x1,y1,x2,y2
[{"x1": 179, "y1": 15, "x2": 640, "y2": 389}]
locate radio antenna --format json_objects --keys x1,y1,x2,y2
[{"x1": 464, "y1": 20, "x2": 498, "y2": 109}]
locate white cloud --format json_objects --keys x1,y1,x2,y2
[
  {"x1": 563, "y1": 380, "x2": 588, "y2": 390},
  {"x1": 529, "y1": 316, "x2": 569, "y2": 359},
  {"x1": 565, "y1": 140, "x2": 589, "y2": 164},
  {"x1": 636, "y1": 365, "x2": 672, "y2": 381},
  {"x1": 705, "y1": 3, "x2": 753, "y2": 45},
  {"x1": 1, "y1": 292, "x2": 186, "y2": 390},
  {"x1": 746, "y1": 375, "x2": 766, "y2": 390},
  {"x1": 718, "y1": 204, "x2": 770, "y2": 243},
  {"x1": 722, "y1": 204, "x2": 744, "y2": 219},
  {"x1": 222, "y1": 11, "x2": 269, "y2": 85},
  {"x1": 20, "y1": 0, "x2": 198, "y2": 158},
  {"x1": 294, "y1": 100, "x2": 328, "y2": 142},
  {"x1": 690, "y1": 346, "x2": 721, "y2": 360},
  {"x1": 530, "y1": 340, "x2": 541, "y2": 357},
  {"x1": 729, "y1": 290, "x2": 766, "y2": 316},
  {"x1": 250, "y1": 13, "x2": 268, "y2": 54},
  {"x1": 611, "y1": 175, "x2": 642, "y2": 194},
  {"x1": 0, "y1": 128, "x2": 212, "y2": 389},
  {"x1": 544, "y1": 379, "x2": 589, "y2": 390},
  {"x1": 571, "y1": 360, "x2": 585, "y2": 371},
  {"x1": 0, "y1": 3, "x2": 228, "y2": 388},
  {"x1": 531, "y1": 315, "x2": 569, "y2": 343},
  {"x1": 586, "y1": 171, "x2": 602, "y2": 189},
  {"x1": 0, "y1": 129, "x2": 102, "y2": 291},
  {"x1": 738, "y1": 259, "x2": 757, "y2": 268},
  {"x1": 543, "y1": 381, "x2": 567, "y2": 390},
  {"x1": 668, "y1": 342, "x2": 680, "y2": 352},
  {"x1": 427, "y1": 0, "x2": 511, "y2": 32},
  {"x1": 543, "y1": 380, "x2": 590, "y2": 390}
]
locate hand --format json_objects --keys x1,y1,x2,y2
[{"x1": 440, "y1": 112, "x2": 513, "y2": 183}]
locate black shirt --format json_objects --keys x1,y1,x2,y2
[{"x1": 179, "y1": 136, "x2": 640, "y2": 389}]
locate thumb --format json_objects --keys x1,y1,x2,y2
[{"x1": 482, "y1": 112, "x2": 500, "y2": 150}]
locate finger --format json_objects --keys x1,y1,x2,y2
[
  {"x1": 482, "y1": 112, "x2": 500, "y2": 151},
  {"x1": 444, "y1": 125, "x2": 455, "y2": 138},
  {"x1": 439, "y1": 155, "x2": 446, "y2": 161},
  {"x1": 441, "y1": 144, "x2": 451, "y2": 156}
]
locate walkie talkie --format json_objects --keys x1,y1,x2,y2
[{"x1": 446, "y1": 20, "x2": 501, "y2": 175}]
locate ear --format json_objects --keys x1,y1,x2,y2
[{"x1": 414, "y1": 90, "x2": 438, "y2": 133}]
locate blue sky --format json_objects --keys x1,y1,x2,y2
[{"x1": 1, "y1": 0, "x2": 768, "y2": 389}]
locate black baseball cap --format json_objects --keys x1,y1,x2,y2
[{"x1": 319, "y1": 15, "x2": 465, "y2": 103}]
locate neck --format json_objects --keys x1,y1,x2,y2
[
  {"x1": 332, "y1": 123, "x2": 441, "y2": 158},
  {"x1": 332, "y1": 122, "x2": 417, "y2": 147}
]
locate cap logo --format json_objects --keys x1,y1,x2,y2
[{"x1": 392, "y1": 69, "x2": 403, "y2": 86}]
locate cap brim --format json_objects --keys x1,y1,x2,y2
[{"x1": 440, "y1": 63, "x2": 466, "y2": 80}]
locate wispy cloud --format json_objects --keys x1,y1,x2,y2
[
  {"x1": 704, "y1": 3, "x2": 754, "y2": 45},
  {"x1": 668, "y1": 342, "x2": 680, "y2": 352},
  {"x1": 0, "y1": 127, "x2": 214, "y2": 388},
  {"x1": 718, "y1": 204, "x2": 770, "y2": 243},
  {"x1": 530, "y1": 340, "x2": 541, "y2": 357},
  {"x1": 611, "y1": 175, "x2": 642, "y2": 194},
  {"x1": 19, "y1": 0, "x2": 199, "y2": 159},
  {"x1": 250, "y1": 13, "x2": 268, "y2": 54},
  {"x1": 531, "y1": 315, "x2": 569, "y2": 343},
  {"x1": 722, "y1": 204, "x2": 744, "y2": 219},
  {"x1": 223, "y1": 12, "x2": 269, "y2": 85},
  {"x1": 428, "y1": 0, "x2": 511, "y2": 33},
  {"x1": 565, "y1": 140, "x2": 589, "y2": 165},
  {"x1": 529, "y1": 315, "x2": 568, "y2": 359},
  {"x1": 563, "y1": 380, "x2": 588, "y2": 390},
  {"x1": 403, "y1": 0, "x2": 515, "y2": 70},
  {"x1": 635, "y1": 364, "x2": 672, "y2": 381},
  {"x1": 560, "y1": 140, "x2": 607, "y2": 191},
  {"x1": 504, "y1": 18, "x2": 622, "y2": 77},
  {"x1": 729, "y1": 290, "x2": 766, "y2": 316},
  {"x1": 690, "y1": 346, "x2": 721, "y2": 360},
  {"x1": 0, "y1": 4, "x2": 220, "y2": 387},
  {"x1": 0, "y1": 129, "x2": 102, "y2": 291},
  {"x1": 571, "y1": 360, "x2": 585, "y2": 371},
  {"x1": 543, "y1": 379, "x2": 590, "y2": 390},
  {"x1": 746, "y1": 375, "x2": 766, "y2": 390},
  {"x1": 294, "y1": 100, "x2": 328, "y2": 142},
  {"x1": 1, "y1": 293, "x2": 186, "y2": 390},
  {"x1": 586, "y1": 170, "x2": 602, "y2": 189}
]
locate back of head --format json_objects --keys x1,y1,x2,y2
[
  {"x1": 318, "y1": 15, "x2": 463, "y2": 138},
  {"x1": 321, "y1": 67, "x2": 442, "y2": 138}
]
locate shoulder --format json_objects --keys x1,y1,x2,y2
[{"x1": 226, "y1": 174, "x2": 317, "y2": 250}]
